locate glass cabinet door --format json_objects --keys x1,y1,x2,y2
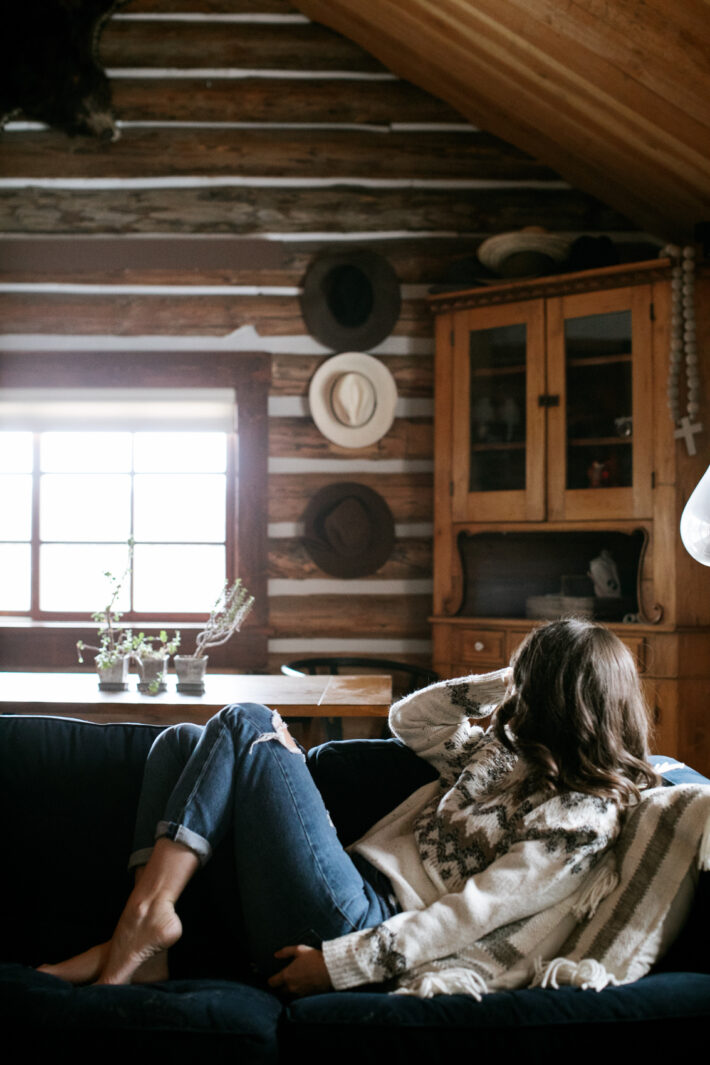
[
  {"x1": 452, "y1": 300, "x2": 546, "y2": 522},
  {"x1": 546, "y1": 286, "x2": 653, "y2": 520}
]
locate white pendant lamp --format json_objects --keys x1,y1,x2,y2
[{"x1": 680, "y1": 465, "x2": 710, "y2": 566}]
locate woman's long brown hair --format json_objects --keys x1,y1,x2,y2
[{"x1": 492, "y1": 618, "x2": 659, "y2": 805}]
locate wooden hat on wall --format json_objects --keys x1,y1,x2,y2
[
  {"x1": 300, "y1": 249, "x2": 401, "y2": 351},
  {"x1": 302, "y1": 482, "x2": 395, "y2": 578}
]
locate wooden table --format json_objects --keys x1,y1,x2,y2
[{"x1": 0, "y1": 671, "x2": 392, "y2": 726}]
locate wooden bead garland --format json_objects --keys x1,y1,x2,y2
[{"x1": 663, "y1": 243, "x2": 702, "y2": 454}]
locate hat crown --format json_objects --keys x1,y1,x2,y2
[{"x1": 330, "y1": 371, "x2": 376, "y2": 428}]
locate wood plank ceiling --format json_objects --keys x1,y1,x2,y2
[{"x1": 292, "y1": 0, "x2": 710, "y2": 242}]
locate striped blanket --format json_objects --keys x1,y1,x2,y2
[
  {"x1": 394, "y1": 782, "x2": 710, "y2": 998},
  {"x1": 534, "y1": 781, "x2": 710, "y2": 991}
]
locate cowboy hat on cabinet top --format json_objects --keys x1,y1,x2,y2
[
  {"x1": 300, "y1": 249, "x2": 401, "y2": 351},
  {"x1": 308, "y1": 352, "x2": 398, "y2": 449}
]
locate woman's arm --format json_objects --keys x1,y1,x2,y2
[{"x1": 388, "y1": 667, "x2": 512, "y2": 776}]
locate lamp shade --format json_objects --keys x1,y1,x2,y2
[{"x1": 680, "y1": 464, "x2": 710, "y2": 566}]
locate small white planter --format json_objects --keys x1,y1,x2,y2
[
  {"x1": 138, "y1": 656, "x2": 168, "y2": 694},
  {"x1": 96, "y1": 656, "x2": 130, "y2": 692},
  {"x1": 174, "y1": 655, "x2": 209, "y2": 694}
]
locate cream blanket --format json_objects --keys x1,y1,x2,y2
[{"x1": 395, "y1": 782, "x2": 710, "y2": 998}]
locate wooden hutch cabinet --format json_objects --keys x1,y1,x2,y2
[{"x1": 430, "y1": 258, "x2": 710, "y2": 774}]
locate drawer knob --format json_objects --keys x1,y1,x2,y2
[{"x1": 474, "y1": 641, "x2": 485, "y2": 652}]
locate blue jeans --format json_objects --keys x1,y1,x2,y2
[{"x1": 130, "y1": 703, "x2": 400, "y2": 977}]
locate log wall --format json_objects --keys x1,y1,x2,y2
[{"x1": 0, "y1": 0, "x2": 653, "y2": 697}]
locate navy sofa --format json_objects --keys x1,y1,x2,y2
[{"x1": 1, "y1": 712, "x2": 709, "y2": 1063}]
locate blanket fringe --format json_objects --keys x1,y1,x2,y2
[
  {"x1": 532, "y1": 957, "x2": 617, "y2": 992},
  {"x1": 571, "y1": 863, "x2": 618, "y2": 920},
  {"x1": 394, "y1": 968, "x2": 488, "y2": 999}
]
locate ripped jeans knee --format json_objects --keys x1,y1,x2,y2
[
  {"x1": 249, "y1": 709, "x2": 305, "y2": 759},
  {"x1": 216, "y1": 703, "x2": 305, "y2": 760}
]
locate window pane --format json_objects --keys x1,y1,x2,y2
[
  {"x1": 0, "y1": 474, "x2": 33, "y2": 539},
  {"x1": 469, "y1": 323, "x2": 526, "y2": 492},
  {"x1": 133, "y1": 544, "x2": 226, "y2": 613},
  {"x1": 40, "y1": 543, "x2": 132, "y2": 612},
  {"x1": 133, "y1": 474, "x2": 226, "y2": 542},
  {"x1": 0, "y1": 544, "x2": 31, "y2": 610},
  {"x1": 40, "y1": 432, "x2": 132, "y2": 472},
  {"x1": 133, "y1": 432, "x2": 227, "y2": 472},
  {"x1": 40, "y1": 474, "x2": 132, "y2": 542},
  {"x1": 0, "y1": 432, "x2": 33, "y2": 473}
]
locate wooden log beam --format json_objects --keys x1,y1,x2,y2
[
  {"x1": 0, "y1": 129, "x2": 552, "y2": 181},
  {"x1": 268, "y1": 593, "x2": 432, "y2": 638},
  {"x1": 269, "y1": 417, "x2": 433, "y2": 461},
  {"x1": 99, "y1": 20, "x2": 387, "y2": 72},
  {"x1": 0, "y1": 293, "x2": 430, "y2": 336},
  {"x1": 110, "y1": 76, "x2": 465, "y2": 125},
  {"x1": 269, "y1": 354, "x2": 434, "y2": 397},
  {"x1": 269, "y1": 537, "x2": 433, "y2": 580},
  {"x1": 124, "y1": 0, "x2": 298, "y2": 11},
  {"x1": 0, "y1": 186, "x2": 632, "y2": 236},
  {"x1": 268, "y1": 472, "x2": 433, "y2": 523},
  {"x1": 0, "y1": 236, "x2": 655, "y2": 288}
]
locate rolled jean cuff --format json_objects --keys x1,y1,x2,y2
[
  {"x1": 156, "y1": 819, "x2": 213, "y2": 866},
  {"x1": 127, "y1": 846, "x2": 155, "y2": 871}
]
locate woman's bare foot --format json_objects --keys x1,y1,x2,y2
[
  {"x1": 39, "y1": 838, "x2": 198, "y2": 986},
  {"x1": 38, "y1": 896, "x2": 181, "y2": 986},
  {"x1": 39, "y1": 941, "x2": 111, "y2": 985},
  {"x1": 95, "y1": 894, "x2": 182, "y2": 985}
]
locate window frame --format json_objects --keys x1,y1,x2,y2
[{"x1": 0, "y1": 351, "x2": 270, "y2": 672}]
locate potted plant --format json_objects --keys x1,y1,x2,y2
[
  {"x1": 133, "y1": 630, "x2": 181, "y2": 695},
  {"x1": 76, "y1": 544, "x2": 137, "y2": 691},
  {"x1": 174, "y1": 579, "x2": 254, "y2": 693}
]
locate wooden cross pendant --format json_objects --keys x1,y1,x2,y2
[{"x1": 674, "y1": 416, "x2": 703, "y2": 455}]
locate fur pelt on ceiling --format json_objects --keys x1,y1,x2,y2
[{"x1": 0, "y1": 0, "x2": 126, "y2": 139}]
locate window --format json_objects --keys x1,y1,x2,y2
[
  {"x1": 0, "y1": 351, "x2": 269, "y2": 670},
  {"x1": 1, "y1": 423, "x2": 232, "y2": 618}
]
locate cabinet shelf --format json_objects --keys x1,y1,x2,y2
[
  {"x1": 567, "y1": 353, "x2": 632, "y2": 368},
  {"x1": 471, "y1": 364, "x2": 526, "y2": 378},
  {"x1": 471, "y1": 441, "x2": 525, "y2": 452},
  {"x1": 568, "y1": 436, "x2": 633, "y2": 447}
]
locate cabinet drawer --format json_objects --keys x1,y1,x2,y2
[
  {"x1": 619, "y1": 635, "x2": 647, "y2": 673},
  {"x1": 456, "y1": 629, "x2": 506, "y2": 667}
]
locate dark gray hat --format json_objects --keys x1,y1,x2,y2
[{"x1": 300, "y1": 249, "x2": 401, "y2": 351}]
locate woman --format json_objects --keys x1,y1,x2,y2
[{"x1": 40, "y1": 618, "x2": 658, "y2": 997}]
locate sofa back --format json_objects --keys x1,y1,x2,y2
[
  {"x1": 1, "y1": 716, "x2": 162, "y2": 965},
  {"x1": 1, "y1": 713, "x2": 708, "y2": 976}
]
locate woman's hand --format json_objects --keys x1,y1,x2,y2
[{"x1": 268, "y1": 945, "x2": 333, "y2": 997}]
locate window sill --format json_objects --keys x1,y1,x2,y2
[{"x1": 0, "y1": 620, "x2": 267, "y2": 672}]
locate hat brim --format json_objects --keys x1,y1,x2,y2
[
  {"x1": 300, "y1": 249, "x2": 401, "y2": 351},
  {"x1": 309, "y1": 352, "x2": 398, "y2": 449}
]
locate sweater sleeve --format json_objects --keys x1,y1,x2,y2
[
  {"x1": 388, "y1": 667, "x2": 512, "y2": 777},
  {"x1": 322, "y1": 791, "x2": 619, "y2": 991}
]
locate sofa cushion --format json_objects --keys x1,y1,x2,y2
[
  {"x1": 306, "y1": 736, "x2": 437, "y2": 845},
  {"x1": 283, "y1": 973, "x2": 710, "y2": 1064},
  {"x1": 0, "y1": 963, "x2": 281, "y2": 1064}
]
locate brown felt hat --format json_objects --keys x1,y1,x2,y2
[
  {"x1": 302, "y1": 482, "x2": 395, "y2": 578},
  {"x1": 300, "y1": 249, "x2": 401, "y2": 351}
]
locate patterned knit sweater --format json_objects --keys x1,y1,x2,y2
[{"x1": 322, "y1": 668, "x2": 622, "y2": 995}]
